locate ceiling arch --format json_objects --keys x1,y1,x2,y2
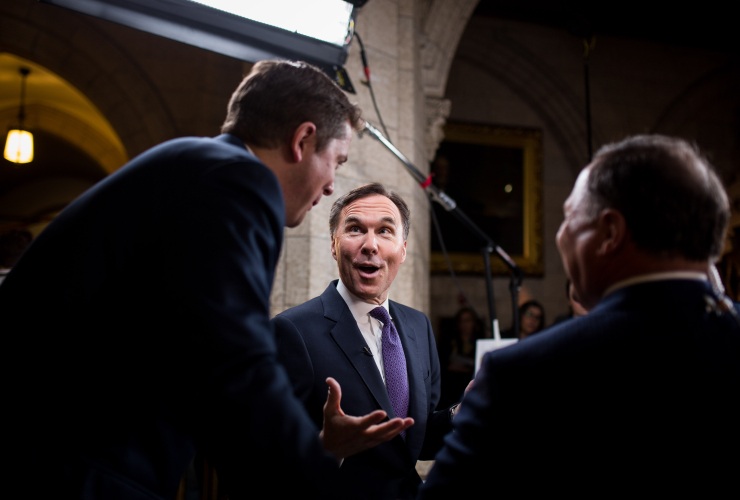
[
  {"x1": 0, "y1": 53, "x2": 127, "y2": 173},
  {"x1": 0, "y1": 1, "x2": 178, "y2": 158},
  {"x1": 421, "y1": 0, "x2": 480, "y2": 98},
  {"x1": 652, "y1": 62, "x2": 740, "y2": 181},
  {"x1": 452, "y1": 18, "x2": 591, "y2": 175}
]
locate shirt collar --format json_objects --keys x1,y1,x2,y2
[
  {"x1": 603, "y1": 271, "x2": 708, "y2": 298},
  {"x1": 336, "y1": 279, "x2": 391, "y2": 323}
]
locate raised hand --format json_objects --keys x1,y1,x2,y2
[{"x1": 319, "y1": 377, "x2": 414, "y2": 460}]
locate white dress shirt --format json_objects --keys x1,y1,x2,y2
[{"x1": 336, "y1": 279, "x2": 392, "y2": 384}]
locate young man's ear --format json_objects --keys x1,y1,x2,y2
[{"x1": 290, "y1": 122, "x2": 318, "y2": 163}]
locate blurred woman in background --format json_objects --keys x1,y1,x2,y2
[{"x1": 518, "y1": 300, "x2": 545, "y2": 340}]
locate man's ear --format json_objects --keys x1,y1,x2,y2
[
  {"x1": 290, "y1": 122, "x2": 318, "y2": 163},
  {"x1": 596, "y1": 209, "x2": 628, "y2": 256},
  {"x1": 400, "y1": 240, "x2": 407, "y2": 264},
  {"x1": 331, "y1": 237, "x2": 338, "y2": 261}
]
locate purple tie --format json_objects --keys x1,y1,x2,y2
[{"x1": 369, "y1": 306, "x2": 409, "y2": 439}]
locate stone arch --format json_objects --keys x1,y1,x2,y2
[
  {"x1": 420, "y1": 0, "x2": 480, "y2": 99},
  {"x1": 419, "y1": 0, "x2": 480, "y2": 160},
  {"x1": 419, "y1": 2, "x2": 591, "y2": 174},
  {"x1": 451, "y1": 21, "x2": 590, "y2": 175},
  {"x1": 652, "y1": 63, "x2": 740, "y2": 137},
  {"x1": 1, "y1": 1, "x2": 178, "y2": 158},
  {"x1": 652, "y1": 62, "x2": 740, "y2": 182}
]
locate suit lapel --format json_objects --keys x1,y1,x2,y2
[
  {"x1": 390, "y1": 301, "x2": 427, "y2": 454},
  {"x1": 321, "y1": 283, "x2": 396, "y2": 418}
]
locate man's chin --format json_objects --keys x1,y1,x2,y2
[
  {"x1": 286, "y1": 211, "x2": 308, "y2": 228},
  {"x1": 348, "y1": 282, "x2": 386, "y2": 304}
]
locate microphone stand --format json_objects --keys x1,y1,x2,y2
[{"x1": 362, "y1": 122, "x2": 524, "y2": 339}]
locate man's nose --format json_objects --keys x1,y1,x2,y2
[
  {"x1": 361, "y1": 232, "x2": 378, "y2": 253},
  {"x1": 323, "y1": 182, "x2": 334, "y2": 196}
]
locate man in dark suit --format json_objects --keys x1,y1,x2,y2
[
  {"x1": 273, "y1": 183, "x2": 458, "y2": 500},
  {"x1": 420, "y1": 135, "x2": 740, "y2": 497},
  {"x1": 2, "y1": 61, "x2": 410, "y2": 500}
]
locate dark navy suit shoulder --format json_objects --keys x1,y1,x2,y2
[
  {"x1": 420, "y1": 279, "x2": 740, "y2": 498},
  {"x1": 3, "y1": 134, "x2": 339, "y2": 500}
]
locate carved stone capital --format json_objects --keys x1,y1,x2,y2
[{"x1": 425, "y1": 96, "x2": 451, "y2": 161}]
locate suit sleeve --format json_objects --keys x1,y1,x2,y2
[
  {"x1": 419, "y1": 313, "x2": 454, "y2": 459},
  {"x1": 167, "y1": 158, "x2": 340, "y2": 499},
  {"x1": 273, "y1": 315, "x2": 316, "y2": 403}
]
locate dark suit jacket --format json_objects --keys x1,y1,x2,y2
[
  {"x1": 419, "y1": 279, "x2": 740, "y2": 497},
  {"x1": 2, "y1": 135, "x2": 340, "y2": 500},
  {"x1": 272, "y1": 281, "x2": 452, "y2": 500}
]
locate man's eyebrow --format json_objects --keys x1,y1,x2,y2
[
  {"x1": 343, "y1": 215, "x2": 362, "y2": 226},
  {"x1": 343, "y1": 215, "x2": 396, "y2": 227}
]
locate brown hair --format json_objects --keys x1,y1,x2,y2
[
  {"x1": 587, "y1": 135, "x2": 730, "y2": 261},
  {"x1": 221, "y1": 60, "x2": 363, "y2": 152},
  {"x1": 329, "y1": 183, "x2": 411, "y2": 241}
]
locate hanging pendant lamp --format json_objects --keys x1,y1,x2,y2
[{"x1": 4, "y1": 67, "x2": 34, "y2": 164}]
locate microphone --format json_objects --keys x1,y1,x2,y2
[{"x1": 362, "y1": 347, "x2": 373, "y2": 356}]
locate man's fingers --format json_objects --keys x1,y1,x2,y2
[
  {"x1": 367, "y1": 417, "x2": 415, "y2": 441},
  {"x1": 324, "y1": 377, "x2": 342, "y2": 414},
  {"x1": 353, "y1": 409, "x2": 387, "y2": 428}
]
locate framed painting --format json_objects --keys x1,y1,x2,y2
[{"x1": 430, "y1": 122, "x2": 543, "y2": 275}]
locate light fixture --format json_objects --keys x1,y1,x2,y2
[
  {"x1": 4, "y1": 67, "x2": 34, "y2": 164},
  {"x1": 186, "y1": 0, "x2": 354, "y2": 47},
  {"x1": 39, "y1": 0, "x2": 364, "y2": 91}
]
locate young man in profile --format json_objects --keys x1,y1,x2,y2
[{"x1": 2, "y1": 61, "x2": 410, "y2": 500}]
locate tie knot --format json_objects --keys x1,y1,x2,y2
[{"x1": 369, "y1": 306, "x2": 391, "y2": 325}]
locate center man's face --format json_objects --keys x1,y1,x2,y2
[{"x1": 331, "y1": 194, "x2": 407, "y2": 305}]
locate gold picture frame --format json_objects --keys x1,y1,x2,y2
[{"x1": 430, "y1": 122, "x2": 543, "y2": 275}]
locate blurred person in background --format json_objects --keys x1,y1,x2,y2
[
  {"x1": 502, "y1": 300, "x2": 545, "y2": 339},
  {"x1": 439, "y1": 307, "x2": 485, "y2": 407},
  {"x1": 0, "y1": 229, "x2": 32, "y2": 285}
]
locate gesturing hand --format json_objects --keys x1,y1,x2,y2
[{"x1": 319, "y1": 377, "x2": 414, "y2": 460}]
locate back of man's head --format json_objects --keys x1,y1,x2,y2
[
  {"x1": 587, "y1": 135, "x2": 729, "y2": 262},
  {"x1": 221, "y1": 60, "x2": 363, "y2": 152}
]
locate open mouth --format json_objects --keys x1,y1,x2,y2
[{"x1": 357, "y1": 264, "x2": 380, "y2": 277}]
